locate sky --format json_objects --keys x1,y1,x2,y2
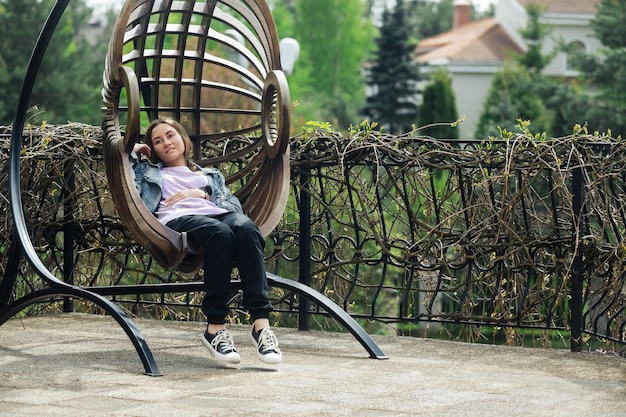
[
  {"x1": 474, "y1": 0, "x2": 497, "y2": 12},
  {"x1": 84, "y1": 0, "x2": 499, "y2": 25},
  {"x1": 376, "y1": 0, "x2": 498, "y2": 11},
  {"x1": 86, "y1": 0, "x2": 124, "y2": 9},
  {"x1": 85, "y1": 0, "x2": 499, "y2": 12},
  {"x1": 85, "y1": 0, "x2": 126, "y2": 19}
]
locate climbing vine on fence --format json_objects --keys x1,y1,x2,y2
[{"x1": 1, "y1": 122, "x2": 624, "y2": 351}]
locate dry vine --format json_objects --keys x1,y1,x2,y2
[{"x1": 0, "y1": 122, "x2": 624, "y2": 349}]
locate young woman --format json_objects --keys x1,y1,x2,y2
[{"x1": 132, "y1": 117, "x2": 281, "y2": 364}]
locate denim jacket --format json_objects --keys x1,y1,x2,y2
[{"x1": 130, "y1": 153, "x2": 243, "y2": 215}]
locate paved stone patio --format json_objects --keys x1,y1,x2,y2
[{"x1": 0, "y1": 313, "x2": 624, "y2": 416}]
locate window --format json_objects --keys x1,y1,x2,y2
[{"x1": 566, "y1": 41, "x2": 586, "y2": 73}]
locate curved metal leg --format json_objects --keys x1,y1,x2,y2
[
  {"x1": 0, "y1": 286, "x2": 162, "y2": 377},
  {"x1": 267, "y1": 272, "x2": 388, "y2": 359},
  {"x1": 2, "y1": 0, "x2": 385, "y2": 377},
  {"x1": 88, "y1": 275, "x2": 389, "y2": 360}
]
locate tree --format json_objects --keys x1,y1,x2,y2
[
  {"x1": 530, "y1": 77, "x2": 589, "y2": 138},
  {"x1": 514, "y1": 1, "x2": 587, "y2": 138},
  {"x1": 0, "y1": 0, "x2": 106, "y2": 125},
  {"x1": 516, "y1": 2, "x2": 555, "y2": 73},
  {"x1": 417, "y1": 68, "x2": 459, "y2": 139},
  {"x1": 572, "y1": 0, "x2": 626, "y2": 136},
  {"x1": 406, "y1": 0, "x2": 494, "y2": 41},
  {"x1": 291, "y1": 0, "x2": 374, "y2": 128},
  {"x1": 474, "y1": 1, "x2": 590, "y2": 138},
  {"x1": 410, "y1": 0, "x2": 453, "y2": 40},
  {"x1": 514, "y1": 2, "x2": 591, "y2": 137},
  {"x1": 362, "y1": 0, "x2": 421, "y2": 134},
  {"x1": 268, "y1": 0, "x2": 296, "y2": 39},
  {"x1": 474, "y1": 63, "x2": 552, "y2": 138}
]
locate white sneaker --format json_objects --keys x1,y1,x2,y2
[
  {"x1": 251, "y1": 327, "x2": 282, "y2": 364},
  {"x1": 202, "y1": 329, "x2": 241, "y2": 363}
]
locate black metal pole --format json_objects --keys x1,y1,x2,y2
[
  {"x1": 298, "y1": 167, "x2": 311, "y2": 330},
  {"x1": 63, "y1": 159, "x2": 76, "y2": 312},
  {"x1": 571, "y1": 166, "x2": 583, "y2": 352},
  {"x1": 6, "y1": 0, "x2": 163, "y2": 376},
  {"x1": 9, "y1": 0, "x2": 70, "y2": 271},
  {"x1": 0, "y1": 233, "x2": 23, "y2": 310}
]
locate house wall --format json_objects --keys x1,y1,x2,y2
[
  {"x1": 444, "y1": 64, "x2": 502, "y2": 139},
  {"x1": 421, "y1": 61, "x2": 501, "y2": 139},
  {"x1": 404, "y1": 0, "x2": 603, "y2": 139},
  {"x1": 497, "y1": 0, "x2": 602, "y2": 76},
  {"x1": 539, "y1": 13, "x2": 602, "y2": 76},
  {"x1": 496, "y1": 0, "x2": 528, "y2": 48},
  {"x1": 447, "y1": 0, "x2": 602, "y2": 138}
]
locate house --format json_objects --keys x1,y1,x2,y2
[{"x1": 416, "y1": 0, "x2": 602, "y2": 138}]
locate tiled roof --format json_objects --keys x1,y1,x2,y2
[
  {"x1": 416, "y1": 18, "x2": 523, "y2": 63},
  {"x1": 415, "y1": 0, "x2": 598, "y2": 64},
  {"x1": 516, "y1": 0, "x2": 598, "y2": 14}
]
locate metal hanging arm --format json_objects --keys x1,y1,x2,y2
[{"x1": 6, "y1": 0, "x2": 162, "y2": 377}]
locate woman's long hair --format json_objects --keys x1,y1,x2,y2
[{"x1": 144, "y1": 117, "x2": 197, "y2": 171}]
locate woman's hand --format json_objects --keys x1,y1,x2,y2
[
  {"x1": 163, "y1": 188, "x2": 208, "y2": 206},
  {"x1": 133, "y1": 143, "x2": 152, "y2": 157}
]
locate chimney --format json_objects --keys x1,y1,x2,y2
[{"x1": 453, "y1": 0, "x2": 472, "y2": 28}]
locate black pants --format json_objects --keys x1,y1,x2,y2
[{"x1": 167, "y1": 212, "x2": 273, "y2": 324}]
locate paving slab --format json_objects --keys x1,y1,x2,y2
[{"x1": 0, "y1": 313, "x2": 624, "y2": 416}]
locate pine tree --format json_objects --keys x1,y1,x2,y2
[
  {"x1": 474, "y1": 2, "x2": 569, "y2": 138},
  {"x1": 573, "y1": 0, "x2": 626, "y2": 136},
  {"x1": 474, "y1": 63, "x2": 553, "y2": 138},
  {"x1": 362, "y1": 0, "x2": 421, "y2": 134},
  {"x1": 0, "y1": 0, "x2": 106, "y2": 125},
  {"x1": 411, "y1": 0, "x2": 453, "y2": 40},
  {"x1": 292, "y1": 0, "x2": 374, "y2": 128},
  {"x1": 417, "y1": 68, "x2": 459, "y2": 139}
]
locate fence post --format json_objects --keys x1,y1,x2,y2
[
  {"x1": 298, "y1": 166, "x2": 311, "y2": 330},
  {"x1": 0, "y1": 233, "x2": 22, "y2": 310},
  {"x1": 570, "y1": 165, "x2": 583, "y2": 352},
  {"x1": 62, "y1": 158, "x2": 75, "y2": 313}
]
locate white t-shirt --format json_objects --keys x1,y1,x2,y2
[{"x1": 156, "y1": 166, "x2": 227, "y2": 225}]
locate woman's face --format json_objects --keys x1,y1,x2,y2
[{"x1": 150, "y1": 122, "x2": 187, "y2": 166}]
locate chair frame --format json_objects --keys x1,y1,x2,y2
[
  {"x1": 102, "y1": 0, "x2": 291, "y2": 272},
  {"x1": 2, "y1": 0, "x2": 386, "y2": 377}
]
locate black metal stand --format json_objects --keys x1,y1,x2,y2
[
  {"x1": 267, "y1": 273, "x2": 387, "y2": 359},
  {"x1": 0, "y1": 286, "x2": 162, "y2": 376},
  {"x1": 0, "y1": 0, "x2": 386, "y2": 377}
]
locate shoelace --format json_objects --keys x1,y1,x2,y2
[
  {"x1": 212, "y1": 331, "x2": 236, "y2": 353},
  {"x1": 257, "y1": 328, "x2": 280, "y2": 352}
]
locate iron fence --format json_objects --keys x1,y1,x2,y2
[{"x1": 0, "y1": 126, "x2": 624, "y2": 354}]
